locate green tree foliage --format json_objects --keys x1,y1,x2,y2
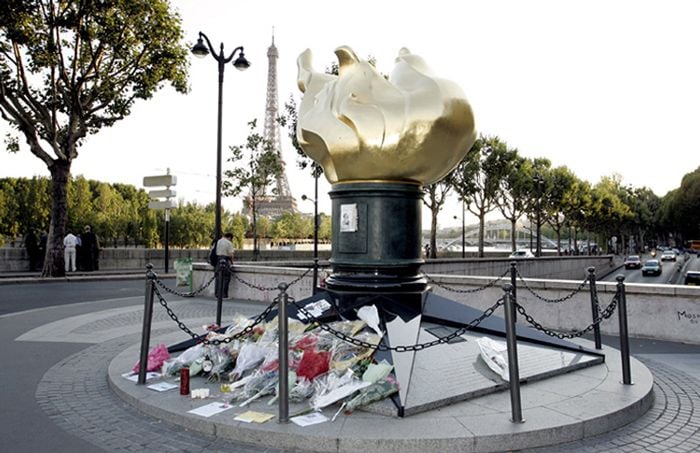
[
  {"x1": 0, "y1": 0, "x2": 189, "y2": 275},
  {"x1": 423, "y1": 174, "x2": 455, "y2": 258},
  {"x1": 452, "y1": 135, "x2": 510, "y2": 257},
  {"x1": 544, "y1": 166, "x2": 577, "y2": 254},
  {"x1": 271, "y1": 212, "x2": 312, "y2": 241},
  {"x1": 223, "y1": 119, "x2": 284, "y2": 260}
]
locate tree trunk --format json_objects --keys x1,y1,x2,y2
[
  {"x1": 510, "y1": 218, "x2": 517, "y2": 252},
  {"x1": 477, "y1": 210, "x2": 485, "y2": 258},
  {"x1": 430, "y1": 207, "x2": 438, "y2": 258},
  {"x1": 556, "y1": 227, "x2": 562, "y2": 255},
  {"x1": 42, "y1": 160, "x2": 71, "y2": 277}
]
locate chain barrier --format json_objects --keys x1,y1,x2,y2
[
  {"x1": 229, "y1": 265, "x2": 313, "y2": 292},
  {"x1": 514, "y1": 292, "x2": 618, "y2": 339},
  {"x1": 290, "y1": 297, "x2": 504, "y2": 352},
  {"x1": 153, "y1": 272, "x2": 216, "y2": 298},
  {"x1": 151, "y1": 281, "x2": 277, "y2": 345},
  {"x1": 425, "y1": 268, "x2": 510, "y2": 294},
  {"x1": 515, "y1": 268, "x2": 589, "y2": 304}
]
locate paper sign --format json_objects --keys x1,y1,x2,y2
[
  {"x1": 188, "y1": 402, "x2": 233, "y2": 418},
  {"x1": 147, "y1": 381, "x2": 178, "y2": 392},
  {"x1": 122, "y1": 371, "x2": 161, "y2": 382},
  {"x1": 340, "y1": 204, "x2": 358, "y2": 232},
  {"x1": 291, "y1": 412, "x2": 329, "y2": 427},
  {"x1": 234, "y1": 411, "x2": 275, "y2": 424}
]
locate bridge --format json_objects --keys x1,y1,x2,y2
[{"x1": 436, "y1": 219, "x2": 558, "y2": 251}]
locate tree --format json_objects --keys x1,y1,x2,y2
[
  {"x1": 490, "y1": 144, "x2": 528, "y2": 252},
  {"x1": 223, "y1": 119, "x2": 284, "y2": 260},
  {"x1": 423, "y1": 173, "x2": 454, "y2": 259},
  {"x1": 453, "y1": 135, "x2": 508, "y2": 257},
  {"x1": 544, "y1": 166, "x2": 576, "y2": 254},
  {"x1": 0, "y1": 0, "x2": 188, "y2": 276}
]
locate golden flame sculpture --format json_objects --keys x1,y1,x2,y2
[{"x1": 296, "y1": 46, "x2": 476, "y2": 185}]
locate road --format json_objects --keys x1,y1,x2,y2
[
  {"x1": 0, "y1": 279, "x2": 145, "y2": 315},
  {"x1": 1, "y1": 280, "x2": 699, "y2": 452},
  {"x1": 603, "y1": 253, "x2": 698, "y2": 284}
]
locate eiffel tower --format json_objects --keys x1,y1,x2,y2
[{"x1": 254, "y1": 33, "x2": 297, "y2": 219}]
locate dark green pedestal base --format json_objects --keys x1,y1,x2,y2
[{"x1": 326, "y1": 181, "x2": 426, "y2": 293}]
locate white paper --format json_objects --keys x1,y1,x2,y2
[
  {"x1": 340, "y1": 204, "x2": 358, "y2": 232},
  {"x1": 357, "y1": 305, "x2": 383, "y2": 337},
  {"x1": 147, "y1": 381, "x2": 178, "y2": 392},
  {"x1": 291, "y1": 412, "x2": 329, "y2": 427},
  {"x1": 476, "y1": 337, "x2": 509, "y2": 381},
  {"x1": 312, "y1": 380, "x2": 372, "y2": 411},
  {"x1": 188, "y1": 402, "x2": 233, "y2": 418},
  {"x1": 297, "y1": 300, "x2": 331, "y2": 321},
  {"x1": 122, "y1": 371, "x2": 161, "y2": 382}
]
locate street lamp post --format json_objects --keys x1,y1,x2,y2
[
  {"x1": 301, "y1": 186, "x2": 319, "y2": 294},
  {"x1": 533, "y1": 174, "x2": 545, "y2": 257},
  {"x1": 452, "y1": 199, "x2": 465, "y2": 258},
  {"x1": 191, "y1": 32, "x2": 250, "y2": 241}
]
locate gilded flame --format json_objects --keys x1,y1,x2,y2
[{"x1": 296, "y1": 46, "x2": 476, "y2": 185}]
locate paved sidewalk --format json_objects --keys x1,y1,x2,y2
[{"x1": 2, "y1": 278, "x2": 699, "y2": 452}]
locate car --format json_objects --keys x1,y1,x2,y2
[
  {"x1": 660, "y1": 250, "x2": 676, "y2": 261},
  {"x1": 685, "y1": 271, "x2": 700, "y2": 286},
  {"x1": 641, "y1": 259, "x2": 662, "y2": 276},
  {"x1": 624, "y1": 255, "x2": 642, "y2": 269},
  {"x1": 509, "y1": 249, "x2": 534, "y2": 258}
]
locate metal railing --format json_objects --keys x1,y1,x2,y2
[{"x1": 136, "y1": 261, "x2": 634, "y2": 425}]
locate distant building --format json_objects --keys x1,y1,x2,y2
[{"x1": 248, "y1": 33, "x2": 297, "y2": 219}]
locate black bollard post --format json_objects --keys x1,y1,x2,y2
[
  {"x1": 312, "y1": 257, "x2": 319, "y2": 295},
  {"x1": 277, "y1": 282, "x2": 289, "y2": 423},
  {"x1": 138, "y1": 264, "x2": 156, "y2": 385},
  {"x1": 510, "y1": 261, "x2": 518, "y2": 323},
  {"x1": 587, "y1": 267, "x2": 602, "y2": 349},
  {"x1": 503, "y1": 284, "x2": 524, "y2": 423},
  {"x1": 616, "y1": 275, "x2": 633, "y2": 385},
  {"x1": 215, "y1": 258, "x2": 225, "y2": 326}
]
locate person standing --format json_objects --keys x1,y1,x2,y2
[
  {"x1": 63, "y1": 230, "x2": 78, "y2": 272},
  {"x1": 80, "y1": 225, "x2": 99, "y2": 271},
  {"x1": 24, "y1": 229, "x2": 39, "y2": 271},
  {"x1": 214, "y1": 232, "x2": 235, "y2": 299}
]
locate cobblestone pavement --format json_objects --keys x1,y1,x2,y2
[
  {"x1": 36, "y1": 333, "x2": 699, "y2": 452},
  {"x1": 525, "y1": 356, "x2": 700, "y2": 453},
  {"x1": 37, "y1": 333, "x2": 285, "y2": 453}
]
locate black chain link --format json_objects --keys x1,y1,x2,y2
[
  {"x1": 516, "y1": 268, "x2": 589, "y2": 304},
  {"x1": 514, "y1": 293, "x2": 618, "y2": 339},
  {"x1": 290, "y1": 297, "x2": 504, "y2": 352},
  {"x1": 150, "y1": 280, "x2": 277, "y2": 345},
  {"x1": 153, "y1": 273, "x2": 216, "y2": 298},
  {"x1": 229, "y1": 266, "x2": 313, "y2": 292},
  {"x1": 425, "y1": 268, "x2": 510, "y2": 294}
]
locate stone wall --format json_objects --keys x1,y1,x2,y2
[
  {"x1": 0, "y1": 247, "x2": 332, "y2": 272},
  {"x1": 191, "y1": 263, "x2": 700, "y2": 345}
]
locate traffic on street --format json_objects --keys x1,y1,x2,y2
[{"x1": 604, "y1": 252, "x2": 699, "y2": 285}]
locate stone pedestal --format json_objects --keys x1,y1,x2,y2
[{"x1": 326, "y1": 181, "x2": 426, "y2": 293}]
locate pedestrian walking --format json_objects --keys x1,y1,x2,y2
[
  {"x1": 63, "y1": 230, "x2": 79, "y2": 272},
  {"x1": 214, "y1": 232, "x2": 235, "y2": 299}
]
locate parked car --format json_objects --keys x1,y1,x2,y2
[
  {"x1": 685, "y1": 271, "x2": 700, "y2": 286},
  {"x1": 660, "y1": 250, "x2": 676, "y2": 261},
  {"x1": 624, "y1": 255, "x2": 642, "y2": 269},
  {"x1": 642, "y1": 259, "x2": 662, "y2": 276},
  {"x1": 509, "y1": 249, "x2": 535, "y2": 258}
]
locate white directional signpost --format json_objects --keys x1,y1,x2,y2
[{"x1": 144, "y1": 170, "x2": 177, "y2": 273}]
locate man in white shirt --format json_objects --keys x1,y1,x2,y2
[
  {"x1": 215, "y1": 232, "x2": 235, "y2": 299},
  {"x1": 63, "y1": 230, "x2": 79, "y2": 272}
]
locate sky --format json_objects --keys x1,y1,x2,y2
[{"x1": 1, "y1": 0, "x2": 699, "y2": 229}]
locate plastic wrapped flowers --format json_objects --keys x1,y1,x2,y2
[{"x1": 158, "y1": 305, "x2": 398, "y2": 416}]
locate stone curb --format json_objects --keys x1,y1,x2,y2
[{"x1": 109, "y1": 333, "x2": 654, "y2": 453}]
